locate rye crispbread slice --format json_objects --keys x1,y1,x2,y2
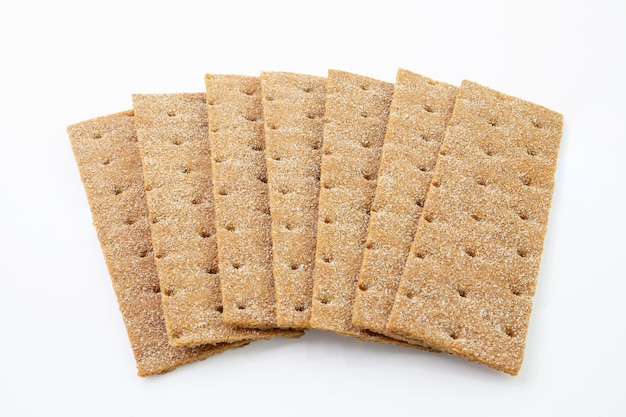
[
  {"x1": 352, "y1": 69, "x2": 457, "y2": 336},
  {"x1": 133, "y1": 93, "x2": 298, "y2": 344},
  {"x1": 309, "y1": 70, "x2": 418, "y2": 346},
  {"x1": 204, "y1": 75, "x2": 278, "y2": 329},
  {"x1": 260, "y1": 72, "x2": 326, "y2": 329},
  {"x1": 68, "y1": 111, "x2": 249, "y2": 376},
  {"x1": 387, "y1": 80, "x2": 563, "y2": 374}
]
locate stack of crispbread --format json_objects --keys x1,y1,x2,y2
[{"x1": 68, "y1": 68, "x2": 562, "y2": 377}]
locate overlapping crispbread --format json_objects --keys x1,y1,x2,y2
[
  {"x1": 260, "y1": 72, "x2": 326, "y2": 329},
  {"x1": 309, "y1": 70, "x2": 415, "y2": 345},
  {"x1": 133, "y1": 93, "x2": 297, "y2": 345},
  {"x1": 67, "y1": 111, "x2": 249, "y2": 376},
  {"x1": 352, "y1": 69, "x2": 458, "y2": 336},
  {"x1": 386, "y1": 80, "x2": 563, "y2": 374},
  {"x1": 204, "y1": 75, "x2": 279, "y2": 329}
]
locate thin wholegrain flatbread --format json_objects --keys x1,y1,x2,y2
[
  {"x1": 386, "y1": 80, "x2": 563, "y2": 374},
  {"x1": 67, "y1": 111, "x2": 249, "y2": 376},
  {"x1": 310, "y1": 70, "x2": 414, "y2": 345},
  {"x1": 352, "y1": 69, "x2": 457, "y2": 337},
  {"x1": 260, "y1": 72, "x2": 326, "y2": 329},
  {"x1": 133, "y1": 93, "x2": 297, "y2": 345},
  {"x1": 204, "y1": 75, "x2": 278, "y2": 329}
]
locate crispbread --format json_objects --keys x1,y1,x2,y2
[
  {"x1": 133, "y1": 93, "x2": 297, "y2": 345},
  {"x1": 260, "y1": 72, "x2": 326, "y2": 329},
  {"x1": 386, "y1": 80, "x2": 563, "y2": 374},
  {"x1": 67, "y1": 111, "x2": 249, "y2": 376},
  {"x1": 204, "y1": 75, "x2": 278, "y2": 329},
  {"x1": 309, "y1": 70, "x2": 411, "y2": 344},
  {"x1": 352, "y1": 69, "x2": 458, "y2": 336}
]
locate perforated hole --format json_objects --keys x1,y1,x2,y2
[
  {"x1": 418, "y1": 165, "x2": 430, "y2": 172},
  {"x1": 271, "y1": 154, "x2": 282, "y2": 161},
  {"x1": 301, "y1": 85, "x2": 313, "y2": 93},
  {"x1": 471, "y1": 214, "x2": 482, "y2": 221},
  {"x1": 289, "y1": 262, "x2": 301, "y2": 271},
  {"x1": 358, "y1": 282, "x2": 368, "y2": 291},
  {"x1": 283, "y1": 222, "x2": 294, "y2": 231},
  {"x1": 484, "y1": 148, "x2": 495, "y2": 156},
  {"x1": 251, "y1": 142, "x2": 264, "y2": 152},
  {"x1": 112, "y1": 186, "x2": 123, "y2": 196},
  {"x1": 477, "y1": 178, "x2": 488, "y2": 187},
  {"x1": 257, "y1": 173, "x2": 267, "y2": 184},
  {"x1": 421, "y1": 133, "x2": 432, "y2": 142},
  {"x1": 360, "y1": 139, "x2": 371, "y2": 148},
  {"x1": 155, "y1": 252, "x2": 165, "y2": 259},
  {"x1": 414, "y1": 250, "x2": 426, "y2": 260},
  {"x1": 210, "y1": 126, "x2": 219, "y2": 133},
  {"x1": 360, "y1": 84, "x2": 369, "y2": 91},
  {"x1": 423, "y1": 104, "x2": 434, "y2": 113},
  {"x1": 517, "y1": 248, "x2": 529, "y2": 258},
  {"x1": 323, "y1": 216, "x2": 333, "y2": 224},
  {"x1": 163, "y1": 287, "x2": 174, "y2": 296},
  {"x1": 363, "y1": 172, "x2": 374, "y2": 181},
  {"x1": 123, "y1": 217, "x2": 136, "y2": 226},
  {"x1": 237, "y1": 304, "x2": 246, "y2": 310},
  {"x1": 139, "y1": 249, "x2": 149, "y2": 258},
  {"x1": 432, "y1": 179, "x2": 441, "y2": 188},
  {"x1": 321, "y1": 254, "x2": 332, "y2": 264},
  {"x1": 423, "y1": 213, "x2": 434, "y2": 223},
  {"x1": 517, "y1": 210, "x2": 530, "y2": 221},
  {"x1": 242, "y1": 87, "x2": 255, "y2": 96},
  {"x1": 439, "y1": 148, "x2": 447, "y2": 156},
  {"x1": 458, "y1": 288, "x2": 467, "y2": 298},
  {"x1": 449, "y1": 330, "x2": 459, "y2": 340},
  {"x1": 93, "y1": 133, "x2": 102, "y2": 139},
  {"x1": 215, "y1": 305, "x2": 223, "y2": 313},
  {"x1": 278, "y1": 185, "x2": 290, "y2": 194},
  {"x1": 167, "y1": 111, "x2": 176, "y2": 117},
  {"x1": 405, "y1": 291, "x2": 415, "y2": 300},
  {"x1": 532, "y1": 120, "x2": 543, "y2": 129},
  {"x1": 505, "y1": 327, "x2": 516, "y2": 338},
  {"x1": 232, "y1": 261, "x2": 242, "y2": 270},
  {"x1": 150, "y1": 216, "x2": 160, "y2": 224},
  {"x1": 199, "y1": 230, "x2": 211, "y2": 238},
  {"x1": 295, "y1": 306, "x2": 305, "y2": 312},
  {"x1": 416, "y1": 198, "x2": 425, "y2": 208},
  {"x1": 487, "y1": 118, "x2": 498, "y2": 127},
  {"x1": 206, "y1": 266, "x2": 218, "y2": 275},
  {"x1": 322, "y1": 181, "x2": 335, "y2": 190},
  {"x1": 520, "y1": 174, "x2": 532, "y2": 186},
  {"x1": 319, "y1": 297, "x2": 329, "y2": 305},
  {"x1": 225, "y1": 224, "x2": 235, "y2": 232},
  {"x1": 268, "y1": 122, "x2": 278, "y2": 130},
  {"x1": 180, "y1": 166, "x2": 190, "y2": 174},
  {"x1": 364, "y1": 241, "x2": 377, "y2": 250},
  {"x1": 171, "y1": 138, "x2": 181, "y2": 145},
  {"x1": 217, "y1": 187, "x2": 228, "y2": 196},
  {"x1": 102, "y1": 157, "x2": 112, "y2": 166},
  {"x1": 465, "y1": 248, "x2": 476, "y2": 258},
  {"x1": 510, "y1": 285, "x2": 523, "y2": 296},
  {"x1": 360, "y1": 111, "x2": 369, "y2": 118},
  {"x1": 311, "y1": 141, "x2": 321, "y2": 150},
  {"x1": 306, "y1": 112, "x2": 318, "y2": 120},
  {"x1": 526, "y1": 147, "x2": 537, "y2": 156}
]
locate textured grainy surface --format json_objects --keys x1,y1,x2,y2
[
  {"x1": 310, "y1": 70, "x2": 409, "y2": 344},
  {"x1": 387, "y1": 80, "x2": 563, "y2": 375},
  {"x1": 133, "y1": 93, "x2": 294, "y2": 345},
  {"x1": 67, "y1": 111, "x2": 249, "y2": 376},
  {"x1": 352, "y1": 69, "x2": 458, "y2": 336},
  {"x1": 260, "y1": 72, "x2": 326, "y2": 329},
  {"x1": 205, "y1": 75, "x2": 278, "y2": 329}
]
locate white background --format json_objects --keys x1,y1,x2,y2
[{"x1": 1, "y1": 0, "x2": 625, "y2": 415}]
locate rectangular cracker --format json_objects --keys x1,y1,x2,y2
[
  {"x1": 67, "y1": 111, "x2": 249, "y2": 376},
  {"x1": 205, "y1": 75, "x2": 278, "y2": 329},
  {"x1": 352, "y1": 69, "x2": 458, "y2": 336},
  {"x1": 260, "y1": 72, "x2": 326, "y2": 329},
  {"x1": 133, "y1": 93, "x2": 298, "y2": 345},
  {"x1": 387, "y1": 80, "x2": 563, "y2": 374},
  {"x1": 310, "y1": 69, "x2": 409, "y2": 343}
]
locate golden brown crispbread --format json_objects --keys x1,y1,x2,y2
[
  {"x1": 67, "y1": 111, "x2": 249, "y2": 376},
  {"x1": 352, "y1": 69, "x2": 458, "y2": 336},
  {"x1": 309, "y1": 70, "x2": 415, "y2": 345},
  {"x1": 260, "y1": 72, "x2": 326, "y2": 329},
  {"x1": 386, "y1": 80, "x2": 563, "y2": 374},
  {"x1": 133, "y1": 93, "x2": 296, "y2": 345},
  {"x1": 204, "y1": 75, "x2": 278, "y2": 329}
]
